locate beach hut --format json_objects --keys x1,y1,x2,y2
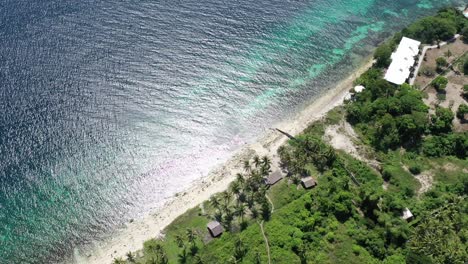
[
  {"x1": 401, "y1": 208, "x2": 413, "y2": 221},
  {"x1": 301, "y1": 176, "x2": 317, "y2": 189},
  {"x1": 207, "y1": 221, "x2": 223, "y2": 237},
  {"x1": 354, "y1": 85, "x2": 365, "y2": 93},
  {"x1": 265, "y1": 170, "x2": 283, "y2": 186}
]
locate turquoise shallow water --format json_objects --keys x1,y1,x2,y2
[{"x1": 0, "y1": 0, "x2": 464, "y2": 262}]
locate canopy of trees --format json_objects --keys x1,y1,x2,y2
[{"x1": 402, "y1": 8, "x2": 467, "y2": 43}]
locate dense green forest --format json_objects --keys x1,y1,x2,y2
[{"x1": 114, "y1": 8, "x2": 468, "y2": 264}]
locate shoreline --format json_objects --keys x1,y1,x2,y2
[{"x1": 78, "y1": 56, "x2": 375, "y2": 264}]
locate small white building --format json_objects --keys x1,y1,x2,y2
[
  {"x1": 401, "y1": 208, "x2": 413, "y2": 221},
  {"x1": 384, "y1": 37, "x2": 421, "y2": 85},
  {"x1": 354, "y1": 85, "x2": 365, "y2": 93}
]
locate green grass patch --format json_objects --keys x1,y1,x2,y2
[
  {"x1": 429, "y1": 156, "x2": 468, "y2": 184},
  {"x1": 267, "y1": 180, "x2": 307, "y2": 210},
  {"x1": 381, "y1": 151, "x2": 420, "y2": 197}
]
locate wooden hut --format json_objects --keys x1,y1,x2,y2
[
  {"x1": 207, "y1": 221, "x2": 223, "y2": 237},
  {"x1": 301, "y1": 176, "x2": 317, "y2": 189},
  {"x1": 265, "y1": 170, "x2": 283, "y2": 186}
]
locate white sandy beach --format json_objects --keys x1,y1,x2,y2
[{"x1": 77, "y1": 57, "x2": 374, "y2": 264}]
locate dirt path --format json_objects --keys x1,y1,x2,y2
[{"x1": 259, "y1": 221, "x2": 271, "y2": 264}]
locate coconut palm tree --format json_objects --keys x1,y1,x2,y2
[
  {"x1": 186, "y1": 228, "x2": 198, "y2": 256},
  {"x1": 230, "y1": 181, "x2": 241, "y2": 201},
  {"x1": 235, "y1": 173, "x2": 245, "y2": 187},
  {"x1": 233, "y1": 238, "x2": 247, "y2": 261},
  {"x1": 259, "y1": 165, "x2": 270, "y2": 177},
  {"x1": 186, "y1": 229, "x2": 196, "y2": 246},
  {"x1": 209, "y1": 195, "x2": 220, "y2": 210},
  {"x1": 261, "y1": 156, "x2": 271, "y2": 170},
  {"x1": 112, "y1": 258, "x2": 126, "y2": 264},
  {"x1": 126, "y1": 251, "x2": 136, "y2": 263},
  {"x1": 243, "y1": 160, "x2": 251, "y2": 172},
  {"x1": 253, "y1": 155, "x2": 261, "y2": 168},
  {"x1": 223, "y1": 207, "x2": 234, "y2": 229},
  {"x1": 178, "y1": 247, "x2": 188, "y2": 264},
  {"x1": 234, "y1": 203, "x2": 246, "y2": 222},
  {"x1": 175, "y1": 235, "x2": 185, "y2": 248},
  {"x1": 251, "y1": 207, "x2": 259, "y2": 219},
  {"x1": 221, "y1": 191, "x2": 232, "y2": 208}
]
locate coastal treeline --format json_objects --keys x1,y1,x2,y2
[
  {"x1": 115, "y1": 7, "x2": 467, "y2": 264},
  {"x1": 374, "y1": 7, "x2": 468, "y2": 69}
]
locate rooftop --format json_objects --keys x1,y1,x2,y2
[
  {"x1": 384, "y1": 37, "x2": 421, "y2": 85},
  {"x1": 354, "y1": 85, "x2": 365, "y2": 93},
  {"x1": 265, "y1": 170, "x2": 283, "y2": 186},
  {"x1": 401, "y1": 208, "x2": 413, "y2": 220},
  {"x1": 207, "y1": 221, "x2": 223, "y2": 237},
  {"x1": 301, "y1": 176, "x2": 317, "y2": 189}
]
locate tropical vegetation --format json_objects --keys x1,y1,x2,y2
[{"x1": 114, "y1": 8, "x2": 468, "y2": 264}]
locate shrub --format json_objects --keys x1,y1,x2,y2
[
  {"x1": 374, "y1": 44, "x2": 393, "y2": 68},
  {"x1": 456, "y1": 104, "x2": 468, "y2": 120},
  {"x1": 463, "y1": 85, "x2": 468, "y2": 98},
  {"x1": 462, "y1": 26, "x2": 468, "y2": 41},
  {"x1": 431, "y1": 76, "x2": 448, "y2": 91},
  {"x1": 421, "y1": 67, "x2": 435, "y2": 77},
  {"x1": 435, "y1": 57, "x2": 447, "y2": 68},
  {"x1": 409, "y1": 165, "x2": 421, "y2": 175},
  {"x1": 436, "y1": 93, "x2": 446, "y2": 101},
  {"x1": 464, "y1": 60, "x2": 468, "y2": 75}
]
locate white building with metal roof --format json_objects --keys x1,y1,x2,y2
[{"x1": 384, "y1": 37, "x2": 421, "y2": 85}]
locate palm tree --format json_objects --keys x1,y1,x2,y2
[
  {"x1": 186, "y1": 228, "x2": 198, "y2": 256},
  {"x1": 178, "y1": 247, "x2": 188, "y2": 264},
  {"x1": 126, "y1": 251, "x2": 136, "y2": 263},
  {"x1": 261, "y1": 200, "x2": 271, "y2": 221},
  {"x1": 234, "y1": 203, "x2": 246, "y2": 222},
  {"x1": 261, "y1": 156, "x2": 271, "y2": 170},
  {"x1": 175, "y1": 235, "x2": 185, "y2": 248},
  {"x1": 251, "y1": 207, "x2": 259, "y2": 219},
  {"x1": 233, "y1": 238, "x2": 247, "y2": 261},
  {"x1": 243, "y1": 160, "x2": 251, "y2": 172},
  {"x1": 146, "y1": 244, "x2": 168, "y2": 264},
  {"x1": 230, "y1": 181, "x2": 241, "y2": 201},
  {"x1": 221, "y1": 191, "x2": 232, "y2": 208},
  {"x1": 259, "y1": 165, "x2": 270, "y2": 177},
  {"x1": 213, "y1": 210, "x2": 223, "y2": 222},
  {"x1": 112, "y1": 258, "x2": 126, "y2": 264},
  {"x1": 186, "y1": 228, "x2": 196, "y2": 246},
  {"x1": 253, "y1": 155, "x2": 261, "y2": 168},
  {"x1": 223, "y1": 207, "x2": 234, "y2": 229},
  {"x1": 209, "y1": 195, "x2": 220, "y2": 210},
  {"x1": 236, "y1": 173, "x2": 245, "y2": 187}
]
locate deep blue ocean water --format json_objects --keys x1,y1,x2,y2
[{"x1": 0, "y1": 0, "x2": 464, "y2": 262}]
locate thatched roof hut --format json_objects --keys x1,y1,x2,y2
[
  {"x1": 265, "y1": 170, "x2": 283, "y2": 186},
  {"x1": 207, "y1": 221, "x2": 223, "y2": 237},
  {"x1": 301, "y1": 176, "x2": 317, "y2": 189}
]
